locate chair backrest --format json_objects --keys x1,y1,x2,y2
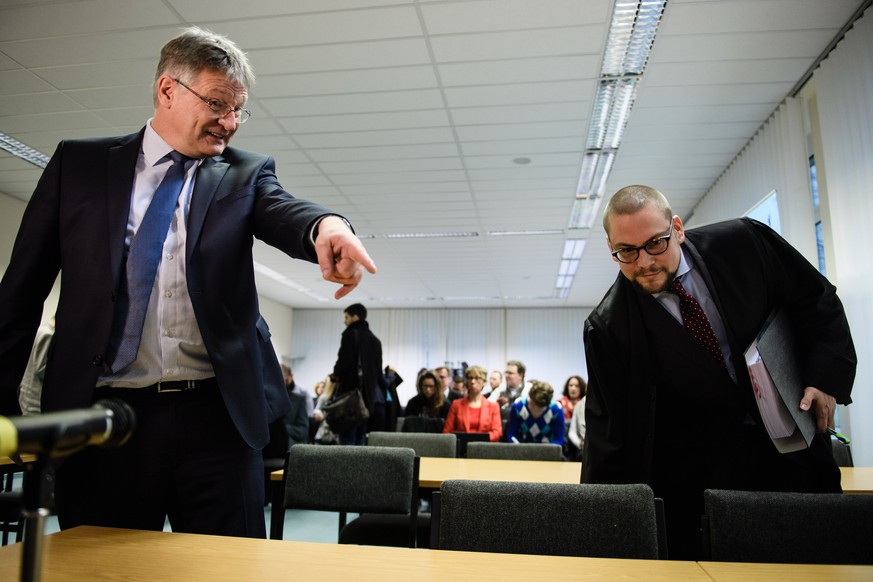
[
  {"x1": 831, "y1": 437, "x2": 854, "y2": 467},
  {"x1": 433, "y1": 480, "x2": 659, "y2": 559},
  {"x1": 284, "y1": 444, "x2": 416, "y2": 515},
  {"x1": 367, "y1": 431, "x2": 457, "y2": 458},
  {"x1": 466, "y1": 441, "x2": 562, "y2": 461},
  {"x1": 401, "y1": 416, "x2": 444, "y2": 433},
  {"x1": 703, "y1": 489, "x2": 873, "y2": 564}
]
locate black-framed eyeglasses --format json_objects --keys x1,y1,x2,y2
[
  {"x1": 610, "y1": 226, "x2": 673, "y2": 264},
  {"x1": 174, "y1": 78, "x2": 251, "y2": 124}
]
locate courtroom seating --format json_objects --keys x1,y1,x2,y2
[
  {"x1": 283, "y1": 445, "x2": 419, "y2": 548},
  {"x1": 367, "y1": 431, "x2": 457, "y2": 458},
  {"x1": 431, "y1": 480, "x2": 660, "y2": 559},
  {"x1": 466, "y1": 441, "x2": 562, "y2": 461},
  {"x1": 831, "y1": 437, "x2": 854, "y2": 467},
  {"x1": 702, "y1": 489, "x2": 873, "y2": 564},
  {"x1": 400, "y1": 416, "x2": 444, "y2": 433}
]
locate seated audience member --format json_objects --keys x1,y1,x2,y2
[
  {"x1": 312, "y1": 379, "x2": 326, "y2": 409},
  {"x1": 484, "y1": 370, "x2": 503, "y2": 399},
  {"x1": 447, "y1": 375, "x2": 467, "y2": 402},
  {"x1": 371, "y1": 365, "x2": 403, "y2": 433},
  {"x1": 566, "y1": 395, "x2": 586, "y2": 461},
  {"x1": 443, "y1": 365, "x2": 502, "y2": 442},
  {"x1": 506, "y1": 380, "x2": 565, "y2": 446},
  {"x1": 557, "y1": 375, "x2": 586, "y2": 424},
  {"x1": 404, "y1": 370, "x2": 450, "y2": 419},
  {"x1": 311, "y1": 374, "x2": 339, "y2": 444}
]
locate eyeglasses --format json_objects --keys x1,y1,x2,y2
[
  {"x1": 174, "y1": 78, "x2": 251, "y2": 124},
  {"x1": 610, "y1": 226, "x2": 673, "y2": 264}
]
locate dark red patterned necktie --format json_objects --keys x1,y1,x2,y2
[{"x1": 669, "y1": 277, "x2": 726, "y2": 368}]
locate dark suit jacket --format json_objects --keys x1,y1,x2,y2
[
  {"x1": 333, "y1": 320, "x2": 384, "y2": 413},
  {"x1": 582, "y1": 218, "x2": 856, "y2": 486},
  {"x1": 0, "y1": 129, "x2": 335, "y2": 449}
]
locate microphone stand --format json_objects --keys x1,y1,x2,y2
[{"x1": 19, "y1": 447, "x2": 57, "y2": 582}]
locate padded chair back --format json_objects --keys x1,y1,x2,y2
[
  {"x1": 284, "y1": 444, "x2": 419, "y2": 547},
  {"x1": 466, "y1": 441, "x2": 562, "y2": 461},
  {"x1": 367, "y1": 431, "x2": 457, "y2": 458},
  {"x1": 703, "y1": 489, "x2": 873, "y2": 564},
  {"x1": 433, "y1": 480, "x2": 659, "y2": 559},
  {"x1": 831, "y1": 437, "x2": 854, "y2": 467},
  {"x1": 401, "y1": 416, "x2": 444, "y2": 433}
]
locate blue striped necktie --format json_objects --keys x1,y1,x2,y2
[{"x1": 107, "y1": 151, "x2": 192, "y2": 372}]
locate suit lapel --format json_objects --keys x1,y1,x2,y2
[
  {"x1": 186, "y1": 156, "x2": 229, "y2": 262},
  {"x1": 106, "y1": 130, "x2": 144, "y2": 284}
]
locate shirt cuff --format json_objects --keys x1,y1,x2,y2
[{"x1": 310, "y1": 215, "x2": 353, "y2": 246}]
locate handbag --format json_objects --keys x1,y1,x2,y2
[
  {"x1": 322, "y1": 388, "x2": 369, "y2": 434},
  {"x1": 323, "y1": 330, "x2": 370, "y2": 434}
]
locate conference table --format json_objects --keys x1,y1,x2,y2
[
  {"x1": 1, "y1": 526, "x2": 871, "y2": 581},
  {"x1": 840, "y1": 466, "x2": 873, "y2": 494},
  {"x1": 268, "y1": 457, "x2": 582, "y2": 539}
]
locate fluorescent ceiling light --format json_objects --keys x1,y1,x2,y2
[
  {"x1": 568, "y1": 196, "x2": 603, "y2": 230},
  {"x1": 563, "y1": 239, "x2": 586, "y2": 260},
  {"x1": 488, "y1": 229, "x2": 564, "y2": 236},
  {"x1": 0, "y1": 133, "x2": 50, "y2": 168},
  {"x1": 385, "y1": 231, "x2": 479, "y2": 239},
  {"x1": 602, "y1": 1, "x2": 667, "y2": 77}
]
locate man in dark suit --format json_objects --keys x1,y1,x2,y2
[
  {"x1": 0, "y1": 27, "x2": 376, "y2": 538},
  {"x1": 583, "y1": 185, "x2": 855, "y2": 559},
  {"x1": 332, "y1": 303, "x2": 386, "y2": 445}
]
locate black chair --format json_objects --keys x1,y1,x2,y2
[
  {"x1": 431, "y1": 480, "x2": 660, "y2": 559},
  {"x1": 367, "y1": 431, "x2": 456, "y2": 458},
  {"x1": 0, "y1": 465, "x2": 25, "y2": 546},
  {"x1": 831, "y1": 436, "x2": 854, "y2": 467},
  {"x1": 466, "y1": 441, "x2": 562, "y2": 461},
  {"x1": 283, "y1": 444, "x2": 419, "y2": 548},
  {"x1": 702, "y1": 489, "x2": 873, "y2": 564}
]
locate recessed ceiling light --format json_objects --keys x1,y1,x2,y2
[{"x1": 512, "y1": 157, "x2": 532, "y2": 165}]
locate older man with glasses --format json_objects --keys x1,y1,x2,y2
[
  {"x1": 583, "y1": 184, "x2": 855, "y2": 560},
  {"x1": 0, "y1": 26, "x2": 376, "y2": 539}
]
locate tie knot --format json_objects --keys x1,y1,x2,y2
[
  {"x1": 165, "y1": 151, "x2": 196, "y2": 167},
  {"x1": 670, "y1": 277, "x2": 688, "y2": 297}
]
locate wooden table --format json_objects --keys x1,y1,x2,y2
[
  {"x1": 699, "y1": 560, "x2": 873, "y2": 581},
  {"x1": 840, "y1": 467, "x2": 873, "y2": 494},
  {"x1": 269, "y1": 457, "x2": 581, "y2": 539},
  {"x1": 0, "y1": 526, "x2": 711, "y2": 581}
]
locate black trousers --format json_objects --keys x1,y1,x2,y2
[{"x1": 54, "y1": 382, "x2": 266, "y2": 538}]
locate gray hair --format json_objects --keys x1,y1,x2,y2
[{"x1": 153, "y1": 26, "x2": 255, "y2": 106}]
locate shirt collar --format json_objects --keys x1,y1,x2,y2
[{"x1": 143, "y1": 120, "x2": 176, "y2": 168}]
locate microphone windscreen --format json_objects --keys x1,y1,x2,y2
[{"x1": 93, "y1": 399, "x2": 136, "y2": 448}]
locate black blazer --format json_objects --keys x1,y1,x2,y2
[
  {"x1": 0, "y1": 129, "x2": 335, "y2": 449},
  {"x1": 582, "y1": 218, "x2": 856, "y2": 485},
  {"x1": 333, "y1": 320, "x2": 384, "y2": 414}
]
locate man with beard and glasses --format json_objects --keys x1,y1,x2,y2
[{"x1": 582, "y1": 185, "x2": 855, "y2": 559}]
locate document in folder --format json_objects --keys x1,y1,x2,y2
[{"x1": 743, "y1": 309, "x2": 816, "y2": 454}]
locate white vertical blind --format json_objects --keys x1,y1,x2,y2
[
  {"x1": 688, "y1": 97, "x2": 818, "y2": 265},
  {"x1": 814, "y1": 10, "x2": 873, "y2": 467}
]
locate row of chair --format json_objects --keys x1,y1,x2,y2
[
  {"x1": 367, "y1": 431, "x2": 562, "y2": 460},
  {"x1": 282, "y1": 443, "x2": 873, "y2": 563}
]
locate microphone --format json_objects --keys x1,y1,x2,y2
[{"x1": 0, "y1": 399, "x2": 136, "y2": 458}]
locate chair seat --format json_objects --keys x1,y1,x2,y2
[{"x1": 340, "y1": 513, "x2": 432, "y2": 548}]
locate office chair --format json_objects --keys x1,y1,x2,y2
[
  {"x1": 367, "y1": 431, "x2": 457, "y2": 458},
  {"x1": 702, "y1": 489, "x2": 873, "y2": 564},
  {"x1": 466, "y1": 441, "x2": 562, "y2": 461},
  {"x1": 431, "y1": 480, "x2": 660, "y2": 559},
  {"x1": 283, "y1": 445, "x2": 419, "y2": 548}
]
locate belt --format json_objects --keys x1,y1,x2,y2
[{"x1": 146, "y1": 378, "x2": 218, "y2": 393}]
